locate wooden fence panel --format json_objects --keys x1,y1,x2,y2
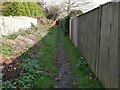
[
  {"x1": 70, "y1": 2, "x2": 119, "y2": 88},
  {"x1": 118, "y1": 2, "x2": 120, "y2": 89},
  {"x1": 77, "y1": 8, "x2": 100, "y2": 72},
  {"x1": 98, "y1": 2, "x2": 118, "y2": 88}
]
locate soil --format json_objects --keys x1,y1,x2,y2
[
  {"x1": 56, "y1": 28, "x2": 75, "y2": 88},
  {"x1": 2, "y1": 42, "x2": 42, "y2": 81},
  {"x1": 0, "y1": 34, "x2": 40, "y2": 82}
]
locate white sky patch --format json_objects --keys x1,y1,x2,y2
[
  {"x1": 93, "y1": 0, "x2": 112, "y2": 5},
  {"x1": 43, "y1": 0, "x2": 114, "y2": 12},
  {"x1": 43, "y1": 0, "x2": 118, "y2": 12},
  {"x1": 44, "y1": 0, "x2": 63, "y2": 3}
]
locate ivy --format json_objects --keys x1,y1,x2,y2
[{"x1": 16, "y1": 59, "x2": 42, "y2": 88}]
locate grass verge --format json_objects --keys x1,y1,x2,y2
[
  {"x1": 61, "y1": 29, "x2": 104, "y2": 88},
  {"x1": 35, "y1": 26, "x2": 58, "y2": 88}
]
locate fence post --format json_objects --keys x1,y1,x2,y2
[
  {"x1": 69, "y1": 18, "x2": 72, "y2": 39},
  {"x1": 95, "y1": 5, "x2": 102, "y2": 78},
  {"x1": 117, "y1": 2, "x2": 119, "y2": 88}
]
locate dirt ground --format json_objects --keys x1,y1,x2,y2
[
  {"x1": 0, "y1": 34, "x2": 40, "y2": 81},
  {"x1": 56, "y1": 28, "x2": 76, "y2": 88}
]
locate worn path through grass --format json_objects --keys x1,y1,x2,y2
[{"x1": 55, "y1": 27, "x2": 75, "y2": 88}]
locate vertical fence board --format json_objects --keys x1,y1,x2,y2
[
  {"x1": 118, "y1": 1, "x2": 120, "y2": 89},
  {"x1": 98, "y1": 2, "x2": 118, "y2": 88},
  {"x1": 72, "y1": 16, "x2": 78, "y2": 47}
]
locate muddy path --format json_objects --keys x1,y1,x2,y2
[{"x1": 56, "y1": 28, "x2": 75, "y2": 88}]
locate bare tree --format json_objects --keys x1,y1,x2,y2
[
  {"x1": 46, "y1": 5, "x2": 61, "y2": 20},
  {"x1": 37, "y1": 0, "x2": 46, "y2": 8},
  {"x1": 59, "y1": 0, "x2": 93, "y2": 15}
]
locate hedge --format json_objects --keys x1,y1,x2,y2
[{"x1": 2, "y1": 2, "x2": 45, "y2": 17}]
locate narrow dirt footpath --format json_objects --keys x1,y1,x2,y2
[{"x1": 56, "y1": 28, "x2": 75, "y2": 88}]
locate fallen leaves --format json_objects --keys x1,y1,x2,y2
[
  {"x1": 89, "y1": 77, "x2": 92, "y2": 80},
  {"x1": 55, "y1": 78, "x2": 60, "y2": 81}
]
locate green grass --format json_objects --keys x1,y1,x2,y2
[
  {"x1": 17, "y1": 26, "x2": 58, "y2": 88},
  {"x1": 61, "y1": 29, "x2": 104, "y2": 88},
  {"x1": 35, "y1": 26, "x2": 58, "y2": 88}
]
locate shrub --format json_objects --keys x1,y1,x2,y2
[
  {"x1": 6, "y1": 33, "x2": 18, "y2": 40},
  {"x1": 69, "y1": 9, "x2": 83, "y2": 17},
  {"x1": 16, "y1": 59, "x2": 41, "y2": 88},
  {"x1": 2, "y1": 2, "x2": 45, "y2": 17},
  {"x1": 2, "y1": 81, "x2": 16, "y2": 88},
  {"x1": 59, "y1": 15, "x2": 70, "y2": 35},
  {"x1": 0, "y1": 44, "x2": 13, "y2": 56}
]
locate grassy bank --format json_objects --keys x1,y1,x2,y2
[
  {"x1": 0, "y1": 24, "x2": 51, "y2": 57},
  {"x1": 35, "y1": 26, "x2": 58, "y2": 88},
  {"x1": 2, "y1": 25, "x2": 58, "y2": 88},
  {"x1": 61, "y1": 29, "x2": 104, "y2": 88}
]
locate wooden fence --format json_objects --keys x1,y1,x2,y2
[{"x1": 70, "y1": 1, "x2": 119, "y2": 88}]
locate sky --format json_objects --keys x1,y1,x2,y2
[
  {"x1": 93, "y1": 0, "x2": 112, "y2": 5},
  {"x1": 44, "y1": 0, "x2": 112, "y2": 5},
  {"x1": 43, "y1": 0, "x2": 113, "y2": 12}
]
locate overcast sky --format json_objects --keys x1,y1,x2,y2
[
  {"x1": 93, "y1": 0, "x2": 112, "y2": 5},
  {"x1": 43, "y1": 0, "x2": 112, "y2": 12},
  {"x1": 44, "y1": 0, "x2": 112, "y2": 4}
]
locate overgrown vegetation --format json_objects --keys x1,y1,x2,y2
[
  {"x1": 69, "y1": 9, "x2": 83, "y2": 17},
  {"x1": 5, "y1": 33, "x2": 20, "y2": 40},
  {"x1": 0, "y1": 24, "x2": 51, "y2": 57},
  {"x1": 3, "y1": 24, "x2": 51, "y2": 40},
  {"x1": 2, "y1": 2, "x2": 45, "y2": 16},
  {"x1": 0, "y1": 44, "x2": 13, "y2": 56},
  {"x1": 59, "y1": 16, "x2": 70, "y2": 35},
  {"x1": 16, "y1": 59, "x2": 41, "y2": 88},
  {"x1": 60, "y1": 28, "x2": 104, "y2": 88},
  {"x1": 2, "y1": 26, "x2": 58, "y2": 88},
  {"x1": 45, "y1": 5, "x2": 60, "y2": 20},
  {"x1": 35, "y1": 26, "x2": 58, "y2": 88}
]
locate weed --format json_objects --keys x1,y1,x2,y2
[
  {"x1": 0, "y1": 44, "x2": 13, "y2": 56},
  {"x1": 2, "y1": 81, "x2": 16, "y2": 89},
  {"x1": 16, "y1": 59, "x2": 41, "y2": 88},
  {"x1": 6, "y1": 33, "x2": 18, "y2": 40}
]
